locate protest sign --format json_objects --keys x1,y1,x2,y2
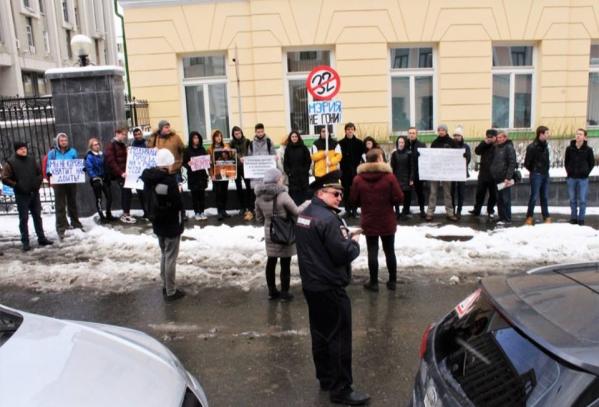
[
  {"x1": 243, "y1": 155, "x2": 276, "y2": 179},
  {"x1": 189, "y1": 155, "x2": 211, "y2": 172},
  {"x1": 418, "y1": 149, "x2": 467, "y2": 181},
  {"x1": 308, "y1": 100, "x2": 343, "y2": 126},
  {"x1": 213, "y1": 149, "x2": 237, "y2": 181},
  {"x1": 306, "y1": 65, "x2": 341, "y2": 100},
  {"x1": 2, "y1": 183, "x2": 14, "y2": 196},
  {"x1": 47, "y1": 159, "x2": 85, "y2": 184},
  {"x1": 125, "y1": 147, "x2": 156, "y2": 189}
]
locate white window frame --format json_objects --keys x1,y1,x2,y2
[
  {"x1": 588, "y1": 43, "x2": 599, "y2": 128},
  {"x1": 283, "y1": 48, "x2": 334, "y2": 137},
  {"x1": 180, "y1": 53, "x2": 231, "y2": 139},
  {"x1": 388, "y1": 46, "x2": 437, "y2": 134},
  {"x1": 491, "y1": 44, "x2": 536, "y2": 130},
  {"x1": 25, "y1": 18, "x2": 35, "y2": 49},
  {"x1": 43, "y1": 30, "x2": 50, "y2": 54}
]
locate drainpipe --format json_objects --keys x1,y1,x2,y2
[{"x1": 114, "y1": 0, "x2": 131, "y2": 96}]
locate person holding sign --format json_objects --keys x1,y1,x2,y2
[
  {"x1": 130, "y1": 127, "x2": 149, "y2": 219},
  {"x1": 208, "y1": 130, "x2": 231, "y2": 221},
  {"x1": 311, "y1": 127, "x2": 342, "y2": 177},
  {"x1": 2, "y1": 141, "x2": 53, "y2": 251},
  {"x1": 339, "y1": 122, "x2": 365, "y2": 218},
  {"x1": 105, "y1": 128, "x2": 136, "y2": 224},
  {"x1": 425, "y1": 124, "x2": 458, "y2": 222},
  {"x1": 147, "y1": 120, "x2": 185, "y2": 174},
  {"x1": 450, "y1": 126, "x2": 471, "y2": 219},
  {"x1": 229, "y1": 126, "x2": 254, "y2": 221},
  {"x1": 490, "y1": 131, "x2": 517, "y2": 225},
  {"x1": 183, "y1": 131, "x2": 209, "y2": 221},
  {"x1": 407, "y1": 127, "x2": 427, "y2": 219},
  {"x1": 46, "y1": 132, "x2": 83, "y2": 239},
  {"x1": 84, "y1": 138, "x2": 113, "y2": 223}
]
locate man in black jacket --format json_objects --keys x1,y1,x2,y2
[
  {"x1": 2, "y1": 142, "x2": 53, "y2": 251},
  {"x1": 141, "y1": 149, "x2": 185, "y2": 301},
  {"x1": 407, "y1": 127, "x2": 427, "y2": 218},
  {"x1": 490, "y1": 131, "x2": 517, "y2": 224},
  {"x1": 338, "y1": 122, "x2": 364, "y2": 217},
  {"x1": 470, "y1": 129, "x2": 497, "y2": 217},
  {"x1": 425, "y1": 124, "x2": 458, "y2": 221},
  {"x1": 295, "y1": 170, "x2": 369, "y2": 406},
  {"x1": 524, "y1": 126, "x2": 551, "y2": 225},
  {"x1": 565, "y1": 128, "x2": 595, "y2": 225}
]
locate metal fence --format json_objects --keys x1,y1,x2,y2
[
  {"x1": 125, "y1": 97, "x2": 151, "y2": 133},
  {"x1": 0, "y1": 96, "x2": 56, "y2": 214}
]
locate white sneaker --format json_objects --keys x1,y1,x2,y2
[
  {"x1": 120, "y1": 214, "x2": 137, "y2": 224},
  {"x1": 195, "y1": 212, "x2": 207, "y2": 221}
]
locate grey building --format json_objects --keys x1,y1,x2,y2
[{"x1": 0, "y1": 0, "x2": 118, "y2": 97}]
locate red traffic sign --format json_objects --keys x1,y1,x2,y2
[{"x1": 306, "y1": 65, "x2": 341, "y2": 101}]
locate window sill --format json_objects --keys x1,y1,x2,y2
[{"x1": 20, "y1": 6, "x2": 39, "y2": 18}]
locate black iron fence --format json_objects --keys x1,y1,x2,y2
[
  {"x1": 0, "y1": 96, "x2": 56, "y2": 214},
  {"x1": 125, "y1": 96, "x2": 151, "y2": 132}
]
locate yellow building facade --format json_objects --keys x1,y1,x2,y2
[{"x1": 121, "y1": 0, "x2": 599, "y2": 142}]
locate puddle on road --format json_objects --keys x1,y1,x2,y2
[{"x1": 425, "y1": 233, "x2": 474, "y2": 242}]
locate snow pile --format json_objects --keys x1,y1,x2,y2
[{"x1": 0, "y1": 213, "x2": 597, "y2": 292}]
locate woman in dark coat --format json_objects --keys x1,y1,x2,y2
[
  {"x1": 350, "y1": 148, "x2": 403, "y2": 291},
  {"x1": 229, "y1": 126, "x2": 254, "y2": 220},
  {"x1": 282, "y1": 130, "x2": 311, "y2": 205},
  {"x1": 255, "y1": 168, "x2": 299, "y2": 301},
  {"x1": 390, "y1": 136, "x2": 412, "y2": 218},
  {"x1": 183, "y1": 131, "x2": 209, "y2": 220},
  {"x1": 207, "y1": 130, "x2": 230, "y2": 221}
]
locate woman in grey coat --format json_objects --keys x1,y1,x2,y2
[{"x1": 255, "y1": 168, "x2": 299, "y2": 301}]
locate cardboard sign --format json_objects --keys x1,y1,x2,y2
[
  {"x1": 243, "y1": 155, "x2": 276, "y2": 179},
  {"x1": 308, "y1": 100, "x2": 343, "y2": 126},
  {"x1": 47, "y1": 159, "x2": 85, "y2": 184},
  {"x1": 306, "y1": 65, "x2": 341, "y2": 100},
  {"x1": 125, "y1": 147, "x2": 156, "y2": 189},
  {"x1": 418, "y1": 149, "x2": 468, "y2": 182},
  {"x1": 189, "y1": 155, "x2": 211, "y2": 172},
  {"x1": 2, "y1": 183, "x2": 14, "y2": 196},
  {"x1": 213, "y1": 149, "x2": 237, "y2": 181}
]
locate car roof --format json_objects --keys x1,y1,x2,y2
[{"x1": 481, "y1": 262, "x2": 599, "y2": 376}]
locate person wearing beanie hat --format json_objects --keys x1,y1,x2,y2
[
  {"x1": 470, "y1": 129, "x2": 498, "y2": 217},
  {"x1": 426, "y1": 124, "x2": 458, "y2": 221},
  {"x1": 147, "y1": 119, "x2": 185, "y2": 173},
  {"x1": 141, "y1": 148, "x2": 186, "y2": 302},
  {"x1": 295, "y1": 167, "x2": 370, "y2": 405},
  {"x1": 254, "y1": 165, "x2": 298, "y2": 301},
  {"x1": 2, "y1": 141, "x2": 53, "y2": 251},
  {"x1": 450, "y1": 126, "x2": 471, "y2": 218}
]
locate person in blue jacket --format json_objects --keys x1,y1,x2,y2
[
  {"x1": 46, "y1": 132, "x2": 82, "y2": 238},
  {"x1": 84, "y1": 138, "x2": 113, "y2": 223}
]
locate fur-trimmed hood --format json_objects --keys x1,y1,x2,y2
[
  {"x1": 357, "y1": 161, "x2": 392, "y2": 175},
  {"x1": 254, "y1": 182, "x2": 288, "y2": 200}
]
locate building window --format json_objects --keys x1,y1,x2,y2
[
  {"x1": 62, "y1": 0, "x2": 69, "y2": 23},
  {"x1": 183, "y1": 55, "x2": 230, "y2": 138},
  {"x1": 588, "y1": 44, "x2": 599, "y2": 127},
  {"x1": 390, "y1": 47, "x2": 434, "y2": 132},
  {"x1": 492, "y1": 45, "x2": 534, "y2": 129},
  {"x1": 22, "y1": 71, "x2": 47, "y2": 96},
  {"x1": 43, "y1": 30, "x2": 50, "y2": 54},
  {"x1": 23, "y1": 0, "x2": 32, "y2": 9},
  {"x1": 286, "y1": 50, "x2": 332, "y2": 135},
  {"x1": 25, "y1": 17, "x2": 35, "y2": 50},
  {"x1": 66, "y1": 29, "x2": 72, "y2": 59},
  {"x1": 39, "y1": 0, "x2": 44, "y2": 14}
]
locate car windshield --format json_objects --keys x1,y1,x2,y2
[
  {"x1": 0, "y1": 308, "x2": 23, "y2": 348},
  {"x1": 434, "y1": 289, "x2": 598, "y2": 407}
]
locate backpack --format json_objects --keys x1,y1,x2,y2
[
  {"x1": 249, "y1": 138, "x2": 272, "y2": 155},
  {"x1": 147, "y1": 183, "x2": 170, "y2": 221}
]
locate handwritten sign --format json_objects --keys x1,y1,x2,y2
[
  {"x1": 2, "y1": 183, "x2": 14, "y2": 196},
  {"x1": 189, "y1": 155, "x2": 211, "y2": 172},
  {"x1": 47, "y1": 159, "x2": 85, "y2": 184},
  {"x1": 213, "y1": 149, "x2": 237, "y2": 181},
  {"x1": 308, "y1": 100, "x2": 343, "y2": 126},
  {"x1": 243, "y1": 155, "x2": 276, "y2": 179},
  {"x1": 125, "y1": 147, "x2": 156, "y2": 189},
  {"x1": 418, "y1": 149, "x2": 467, "y2": 182}
]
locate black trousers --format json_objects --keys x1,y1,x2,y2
[
  {"x1": 451, "y1": 181, "x2": 465, "y2": 215},
  {"x1": 213, "y1": 181, "x2": 228, "y2": 212},
  {"x1": 53, "y1": 184, "x2": 81, "y2": 233},
  {"x1": 234, "y1": 176, "x2": 254, "y2": 211},
  {"x1": 303, "y1": 288, "x2": 353, "y2": 396},
  {"x1": 116, "y1": 179, "x2": 132, "y2": 214},
  {"x1": 342, "y1": 178, "x2": 355, "y2": 213},
  {"x1": 265, "y1": 256, "x2": 291, "y2": 292},
  {"x1": 412, "y1": 180, "x2": 425, "y2": 213},
  {"x1": 190, "y1": 189, "x2": 206, "y2": 214},
  {"x1": 473, "y1": 178, "x2": 496, "y2": 215},
  {"x1": 289, "y1": 189, "x2": 308, "y2": 206},
  {"x1": 365, "y1": 235, "x2": 396, "y2": 283},
  {"x1": 15, "y1": 191, "x2": 46, "y2": 244},
  {"x1": 395, "y1": 189, "x2": 411, "y2": 215},
  {"x1": 90, "y1": 179, "x2": 112, "y2": 218}
]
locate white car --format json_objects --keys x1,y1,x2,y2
[{"x1": 0, "y1": 305, "x2": 209, "y2": 407}]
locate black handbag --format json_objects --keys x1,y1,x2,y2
[{"x1": 270, "y1": 193, "x2": 295, "y2": 245}]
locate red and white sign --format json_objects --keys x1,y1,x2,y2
[
  {"x1": 306, "y1": 65, "x2": 341, "y2": 100},
  {"x1": 455, "y1": 288, "x2": 481, "y2": 319}
]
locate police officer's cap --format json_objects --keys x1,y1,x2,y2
[{"x1": 309, "y1": 170, "x2": 343, "y2": 191}]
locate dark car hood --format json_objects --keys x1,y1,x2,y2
[{"x1": 482, "y1": 262, "x2": 599, "y2": 375}]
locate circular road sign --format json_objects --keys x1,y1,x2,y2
[{"x1": 306, "y1": 65, "x2": 341, "y2": 101}]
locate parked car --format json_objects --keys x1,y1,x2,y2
[
  {"x1": 0, "y1": 304, "x2": 209, "y2": 407},
  {"x1": 410, "y1": 262, "x2": 599, "y2": 407}
]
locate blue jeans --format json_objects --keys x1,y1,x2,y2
[
  {"x1": 567, "y1": 178, "x2": 589, "y2": 222},
  {"x1": 496, "y1": 186, "x2": 512, "y2": 222},
  {"x1": 526, "y1": 172, "x2": 549, "y2": 219}
]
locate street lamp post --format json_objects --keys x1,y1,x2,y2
[{"x1": 70, "y1": 34, "x2": 93, "y2": 67}]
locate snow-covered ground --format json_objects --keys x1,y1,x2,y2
[{"x1": 0, "y1": 209, "x2": 598, "y2": 293}]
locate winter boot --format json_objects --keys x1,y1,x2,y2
[
  {"x1": 363, "y1": 281, "x2": 379, "y2": 292},
  {"x1": 524, "y1": 216, "x2": 534, "y2": 225},
  {"x1": 543, "y1": 217, "x2": 552, "y2": 224},
  {"x1": 22, "y1": 241, "x2": 31, "y2": 252}
]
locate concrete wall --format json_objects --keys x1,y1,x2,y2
[{"x1": 123, "y1": 0, "x2": 599, "y2": 143}]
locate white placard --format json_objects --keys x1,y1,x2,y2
[
  {"x1": 125, "y1": 147, "x2": 156, "y2": 189},
  {"x1": 418, "y1": 149, "x2": 467, "y2": 182},
  {"x1": 47, "y1": 159, "x2": 85, "y2": 184},
  {"x1": 308, "y1": 100, "x2": 343, "y2": 126},
  {"x1": 189, "y1": 155, "x2": 211, "y2": 171},
  {"x1": 243, "y1": 155, "x2": 276, "y2": 179}
]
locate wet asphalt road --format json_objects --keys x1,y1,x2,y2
[{"x1": 0, "y1": 282, "x2": 476, "y2": 407}]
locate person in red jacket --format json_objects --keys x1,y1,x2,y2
[
  {"x1": 350, "y1": 148, "x2": 403, "y2": 291},
  {"x1": 104, "y1": 128, "x2": 135, "y2": 224}
]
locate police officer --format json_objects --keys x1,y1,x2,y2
[{"x1": 295, "y1": 170, "x2": 370, "y2": 406}]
